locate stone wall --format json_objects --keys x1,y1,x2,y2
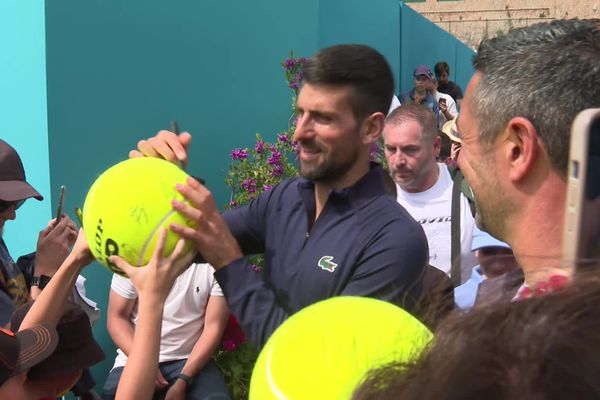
[{"x1": 407, "y1": 0, "x2": 600, "y2": 49}]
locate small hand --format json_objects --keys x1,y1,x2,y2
[
  {"x1": 450, "y1": 142, "x2": 461, "y2": 161},
  {"x1": 438, "y1": 100, "x2": 448, "y2": 113},
  {"x1": 35, "y1": 215, "x2": 79, "y2": 275},
  {"x1": 164, "y1": 379, "x2": 186, "y2": 400},
  {"x1": 155, "y1": 369, "x2": 169, "y2": 391},
  {"x1": 129, "y1": 130, "x2": 192, "y2": 168},
  {"x1": 70, "y1": 228, "x2": 95, "y2": 267},
  {"x1": 170, "y1": 177, "x2": 243, "y2": 269},
  {"x1": 109, "y1": 228, "x2": 196, "y2": 300}
]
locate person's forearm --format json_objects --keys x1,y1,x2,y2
[
  {"x1": 116, "y1": 295, "x2": 165, "y2": 400},
  {"x1": 108, "y1": 317, "x2": 136, "y2": 357},
  {"x1": 180, "y1": 325, "x2": 224, "y2": 378},
  {"x1": 19, "y1": 251, "x2": 85, "y2": 330}
]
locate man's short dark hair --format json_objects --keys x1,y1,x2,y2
[
  {"x1": 302, "y1": 44, "x2": 394, "y2": 119},
  {"x1": 472, "y1": 19, "x2": 600, "y2": 175},
  {"x1": 434, "y1": 61, "x2": 450, "y2": 78}
]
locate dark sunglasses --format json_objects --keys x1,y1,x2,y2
[{"x1": 0, "y1": 199, "x2": 26, "y2": 213}]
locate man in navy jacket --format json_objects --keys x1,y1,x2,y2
[{"x1": 133, "y1": 44, "x2": 428, "y2": 348}]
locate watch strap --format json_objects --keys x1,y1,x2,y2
[
  {"x1": 177, "y1": 373, "x2": 193, "y2": 386},
  {"x1": 31, "y1": 275, "x2": 51, "y2": 289}
]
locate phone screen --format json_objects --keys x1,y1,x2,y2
[
  {"x1": 564, "y1": 110, "x2": 600, "y2": 270},
  {"x1": 581, "y1": 116, "x2": 600, "y2": 264}
]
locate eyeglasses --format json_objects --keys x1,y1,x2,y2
[
  {"x1": 0, "y1": 199, "x2": 25, "y2": 213},
  {"x1": 415, "y1": 75, "x2": 430, "y2": 82}
]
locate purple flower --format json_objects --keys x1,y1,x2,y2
[
  {"x1": 370, "y1": 142, "x2": 381, "y2": 157},
  {"x1": 289, "y1": 80, "x2": 300, "y2": 90},
  {"x1": 242, "y1": 178, "x2": 257, "y2": 194},
  {"x1": 277, "y1": 133, "x2": 290, "y2": 144},
  {"x1": 250, "y1": 264, "x2": 263, "y2": 273},
  {"x1": 255, "y1": 140, "x2": 265, "y2": 155},
  {"x1": 263, "y1": 184, "x2": 273, "y2": 191},
  {"x1": 284, "y1": 58, "x2": 297, "y2": 70},
  {"x1": 271, "y1": 164, "x2": 284, "y2": 177},
  {"x1": 229, "y1": 199, "x2": 238, "y2": 208},
  {"x1": 268, "y1": 150, "x2": 282, "y2": 166},
  {"x1": 230, "y1": 148, "x2": 248, "y2": 160}
]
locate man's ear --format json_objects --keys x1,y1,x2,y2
[
  {"x1": 433, "y1": 135, "x2": 442, "y2": 158},
  {"x1": 362, "y1": 112, "x2": 385, "y2": 145},
  {"x1": 503, "y1": 117, "x2": 540, "y2": 182}
]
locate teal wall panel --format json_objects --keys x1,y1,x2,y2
[
  {"x1": 319, "y1": 0, "x2": 401, "y2": 93},
  {"x1": 0, "y1": 0, "x2": 52, "y2": 257},
  {"x1": 45, "y1": 0, "x2": 321, "y2": 386},
  {"x1": 399, "y1": 3, "x2": 474, "y2": 95}
]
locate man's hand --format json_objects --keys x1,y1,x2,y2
[
  {"x1": 155, "y1": 369, "x2": 169, "y2": 391},
  {"x1": 164, "y1": 379, "x2": 186, "y2": 400},
  {"x1": 35, "y1": 215, "x2": 78, "y2": 276},
  {"x1": 170, "y1": 177, "x2": 243, "y2": 270},
  {"x1": 129, "y1": 130, "x2": 192, "y2": 168},
  {"x1": 438, "y1": 99, "x2": 448, "y2": 113}
]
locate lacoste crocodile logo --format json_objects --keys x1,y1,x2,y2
[{"x1": 318, "y1": 256, "x2": 338, "y2": 272}]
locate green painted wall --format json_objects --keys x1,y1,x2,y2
[{"x1": 0, "y1": 0, "x2": 52, "y2": 256}]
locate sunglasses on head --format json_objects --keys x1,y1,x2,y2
[{"x1": 0, "y1": 199, "x2": 25, "y2": 213}]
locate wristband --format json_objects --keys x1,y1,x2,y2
[
  {"x1": 177, "y1": 373, "x2": 193, "y2": 386},
  {"x1": 31, "y1": 275, "x2": 51, "y2": 290}
]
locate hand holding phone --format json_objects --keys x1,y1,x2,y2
[{"x1": 438, "y1": 97, "x2": 448, "y2": 113}]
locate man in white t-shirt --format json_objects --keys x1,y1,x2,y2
[
  {"x1": 384, "y1": 103, "x2": 477, "y2": 284},
  {"x1": 102, "y1": 263, "x2": 230, "y2": 400}
]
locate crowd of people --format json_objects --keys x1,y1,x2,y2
[{"x1": 0, "y1": 17, "x2": 598, "y2": 400}]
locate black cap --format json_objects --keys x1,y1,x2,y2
[{"x1": 0, "y1": 139, "x2": 43, "y2": 202}]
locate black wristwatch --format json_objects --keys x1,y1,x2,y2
[
  {"x1": 31, "y1": 275, "x2": 51, "y2": 289},
  {"x1": 177, "y1": 373, "x2": 193, "y2": 386}
]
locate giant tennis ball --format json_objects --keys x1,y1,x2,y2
[
  {"x1": 82, "y1": 157, "x2": 195, "y2": 276},
  {"x1": 249, "y1": 296, "x2": 433, "y2": 400}
]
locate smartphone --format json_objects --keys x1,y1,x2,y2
[
  {"x1": 562, "y1": 108, "x2": 600, "y2": 270},
  {"x1": 171, "y1": 120, "x2": 179, "y2": 135},
  {"x1": 439, "y1": 98, "x2": 447, "y2": 107},
  {"x1": 55, "y1": 185, "x2": 66, "y2": 221}
]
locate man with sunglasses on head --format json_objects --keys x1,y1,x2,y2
[{"x1": 0, "y1": 139, "x2": 78, "y2": 328}]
